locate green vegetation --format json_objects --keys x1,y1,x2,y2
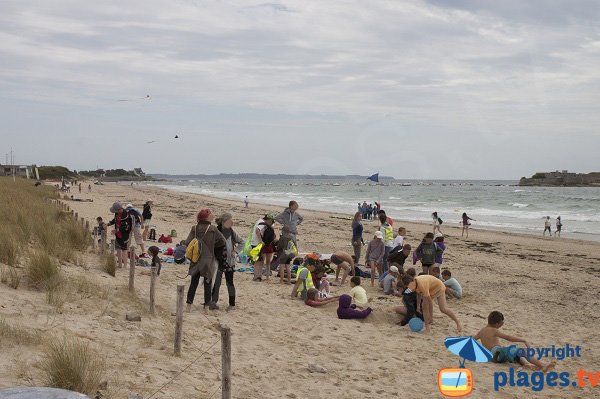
[
  {"x1": 532, "y1": 172, "x2": 546, "y2": 179},
  {"x1": 38, "y1": 165, "x2": 78, "y2": 180}
]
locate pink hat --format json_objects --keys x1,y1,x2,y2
[{"x1": 197, "y1": 208, "x2": 212, "y2": 221}]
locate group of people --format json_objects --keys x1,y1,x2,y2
[
  {"x1": 544, "y1": 216, "x2": 563, "y2": 237},
  {"x1": 357, "y1": 201, "x2": 381, "y2": 220},
  {"x1": 99, "y1": 196, "x2": 558, "y2": 372}
]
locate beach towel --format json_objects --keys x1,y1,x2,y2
[{"x1": 242, "y1": 223, "x2": 255, "y2": 256}]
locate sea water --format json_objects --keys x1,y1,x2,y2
[{"x1": 144, "y1": 177, "x2": 600, "y2": 241}]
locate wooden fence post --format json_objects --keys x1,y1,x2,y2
[
  {"x1": 85, "y1": 220, "x2": 90, "y2": 231},
  {"x1": 174, "y1": 285, "x2": 184, "y2": 356},
  {"x1": 92, "y1": 230, "x2": 97, "y2": 250},
  {"x1": 221, "y1": 325, "x2": 232, "y2": 399},
  {"x1": 110, "y1": 239, "x2": 115, "y2": 256},
  {"x1": 100, "y1": 232, "x2": 107, "y2": 255},
  {"x1": 128, "y1": 247, "x2": 136, "y2": 292},
  {"x1": 149, "y1": 266, "x2": 156, "y2": 315}
]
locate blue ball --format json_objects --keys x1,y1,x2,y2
[{"x1": 408, "y1": 317, "x2": 424, "y2": 332}]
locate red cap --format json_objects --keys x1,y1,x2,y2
[{"x1": 197, "y1": 208, "x2": 211, "y2": 221}]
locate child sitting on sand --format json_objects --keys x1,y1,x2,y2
[
  {"x1": 173, "y1": 241, "x2": 187, "y2": 264},
  {"x1": 291, "y1": 255, "x2": 318, "y2": 300},
  {"x1": 305, "y1": 288, "x2": 339, "y2": 307},
  {"x1": 474, "y1": 311, "x2": 556, "y2": 371},
  {"x1": 148, "y1": 246, "x2": 161, "y2": 276},
  {"x1": 349, "y1": 276, "x2": 369, "y2": 308},
  {"x1": 429, "y1": 265, "x2": 442, "y2": 279},
  {"x1": 337, "y1": 294, "x2": 372, "y2": 319},
  {"x1": 441, "y1": 269, "x2": 462, "y2": 299}
]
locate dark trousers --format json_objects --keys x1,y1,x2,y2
[
  {"x1": 271, "y1": 236, "x2": 296, "y2": 269},
  {"x1": 186, "y1": 273, "x2": 213, "y2": 305},
  {"x1": 212, "y1": 270, "x2": 235, "y2": 306}
]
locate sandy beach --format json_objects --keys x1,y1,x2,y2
[{"x1": 1, "y1": 182, "x2": 599, "y2": 399}]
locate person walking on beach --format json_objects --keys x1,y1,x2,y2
[
  {"x1": 244, "y1": 196, "x2": 249, "y2": 208},
  {"x1": 351, "y1": 212, "x2": 364, "y2": 264},
  {"x1": 142, "y1": 200, "x2": 153, "y2": 240},
  {"x1": 461, "y1": 212, "x2": 475, "y2": 238},
  {"x1": 432, "y1": 211, "x2": 443, "y2": 235},
  {"x1": 214, "y1": 213, "x2": 243, "y2": 310},
  {"x1": 543, "y1": 216, "x2": 552, "y2": 236},
  {"x1": 106, "y1": 202, "x2": 134, "y2": 269},
  {"x1": 185, "y1": 208, "x2": 227, "y2": 312},
  {"x1": 554, "y1": 216, "x2": 562, "y2": 237},
  {"x1": 88, "y1": 184, "x2": 91, "y2": 193},
  {"x1": 273, "y1": 201, "x2": 303, "y2": 284}
]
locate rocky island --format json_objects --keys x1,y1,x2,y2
[{"x1": 519, "y1": 170, "x2": 600, "y2": 186}]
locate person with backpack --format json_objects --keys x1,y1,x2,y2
[
  {"x1": 432, "y1": 211, "x2": 443, "y2": 235},
  {"x1": 213, "y1": 213, "x2": 244, "y2": 310},
  {"x1": 107, "y1": 202, "x2": 134, "y2": 269},
  {"x1": 184, "y1": 208, "x2": 227, "y2": 312},
  {"x1": 251, "y1": 213, "x2": 276, "y2": 281}
]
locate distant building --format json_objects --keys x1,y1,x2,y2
[
  {"x1": 0, "y1": 164, "x2": 38, "y2": 179},
  {"x1": 133, "y1": 168, "x2": 146, "y2": 177}
]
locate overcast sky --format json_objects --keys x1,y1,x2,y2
[{"x1": 1, "y1": 0, "x2": 599, "y2": 179}]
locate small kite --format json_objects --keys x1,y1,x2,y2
[{"x1": 118, "y1": 95, "x2": 151, "y2": 102}]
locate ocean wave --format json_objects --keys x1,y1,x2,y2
[{"x1": 510, "y1": 203, "x2": 530, "y2": 208}]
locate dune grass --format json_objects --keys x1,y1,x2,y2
[
  {"x1": 103, "y1": 254, "x2": 116, "y2": 277},
  {"x1": 27, "y1": 251, "x2": 60, "y2": 288},
  {"x1": 41, "y1": 338, "x2": 105, "y2": 394},
  {"x1": 0, "y1": 318, "x2": 42, "y2": 347},
  {"x1": 0, "y1": 177, "x2": 90, "y2": 263}
]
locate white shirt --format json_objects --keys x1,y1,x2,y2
[
  {"x1": 393, "y1": 235, "x2": 404, "y2": 248},
  {"x1": 251, "y1": 218, "x2": 266, "y2": 246}
]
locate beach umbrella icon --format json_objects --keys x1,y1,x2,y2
[{"x1": 444, "y1": 336, "x2": 492, "y2": 367}]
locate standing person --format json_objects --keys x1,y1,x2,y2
[
  {"x1": 413, "y1": 232, "x2": 442, "y2": 274},
  {"x1": 378, "y1": 209, "x2": 394, "y2": 226},
  {"x1": 214, "y1": 213, "x2": 243, "y2": 310},
  {"x1": 554, "y1": 216, "x2": 562, "y2": 237},
  {"x1": 433, "y1": 232, "x2": 446, "y2": 267},
  {"x1": 393, "y1": 227, "x2": 406, "y2": 248},
  {"x1": 273, "y1": 201, "x2": 303, "y2": 284},
  {"x1": 106, "y1": 202, "x2": 133, "y2": 269},
  {"x1": 126, "y1": 203, "x2": 146, "y2": 257},
  {"x1": 461, "y1": 212, "x2": 475, "y2": 238},
  {"x1": 379, "y1": 213, "x2": 394, "y2": 273},
  {"x1": 244, "y1": 196, "x2": 249, "y2": 208},
  {"x1": 403, "y1": 274, "x2": 462, "y2": 333},
  {"x1": 432, "y1": 212, "x2": 443, "y2": 235},
  {"x1": 351, "y1": 212, "x2": 364, "y2": 264},
  {"x1": 142, "y1": 200, "x2": 153, "y2": 241},
  {"x1": 543, "y1": 216, "x2": 552, "y2": 236},
  {"x1": 88, "y1": 184, "x2": 91, "y2": 193},
  {"x1": 365, "y1": 231, "x2": 385, "y2": 287},
  {"x1": 251, "y1": 214, "x2": 276, "y2": 281},
  {"x1": 185, "y1": 208, "x2": 227, "y2": 312},
  {"x1": 367, "y1": 204, "x2": 373, "y2": 220}
]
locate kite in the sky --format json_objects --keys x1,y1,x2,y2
[
  {"x1": 118, "y1": 95, "x2": 151, "y2": 102},
  {"x1": 145, "y1": 135, "x2": 181, "y2": 144}
]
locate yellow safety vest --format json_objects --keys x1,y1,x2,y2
[
  {"x1": 296, "y1": 266, "x2": 314, "y2": 293},
  {"x1": 383, "y1": 224, "x2": 393, "y2": 242}
]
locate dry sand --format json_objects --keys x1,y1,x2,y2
[{"x1": 1, "y1": 182, "x2": 599, "y2": 398}]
